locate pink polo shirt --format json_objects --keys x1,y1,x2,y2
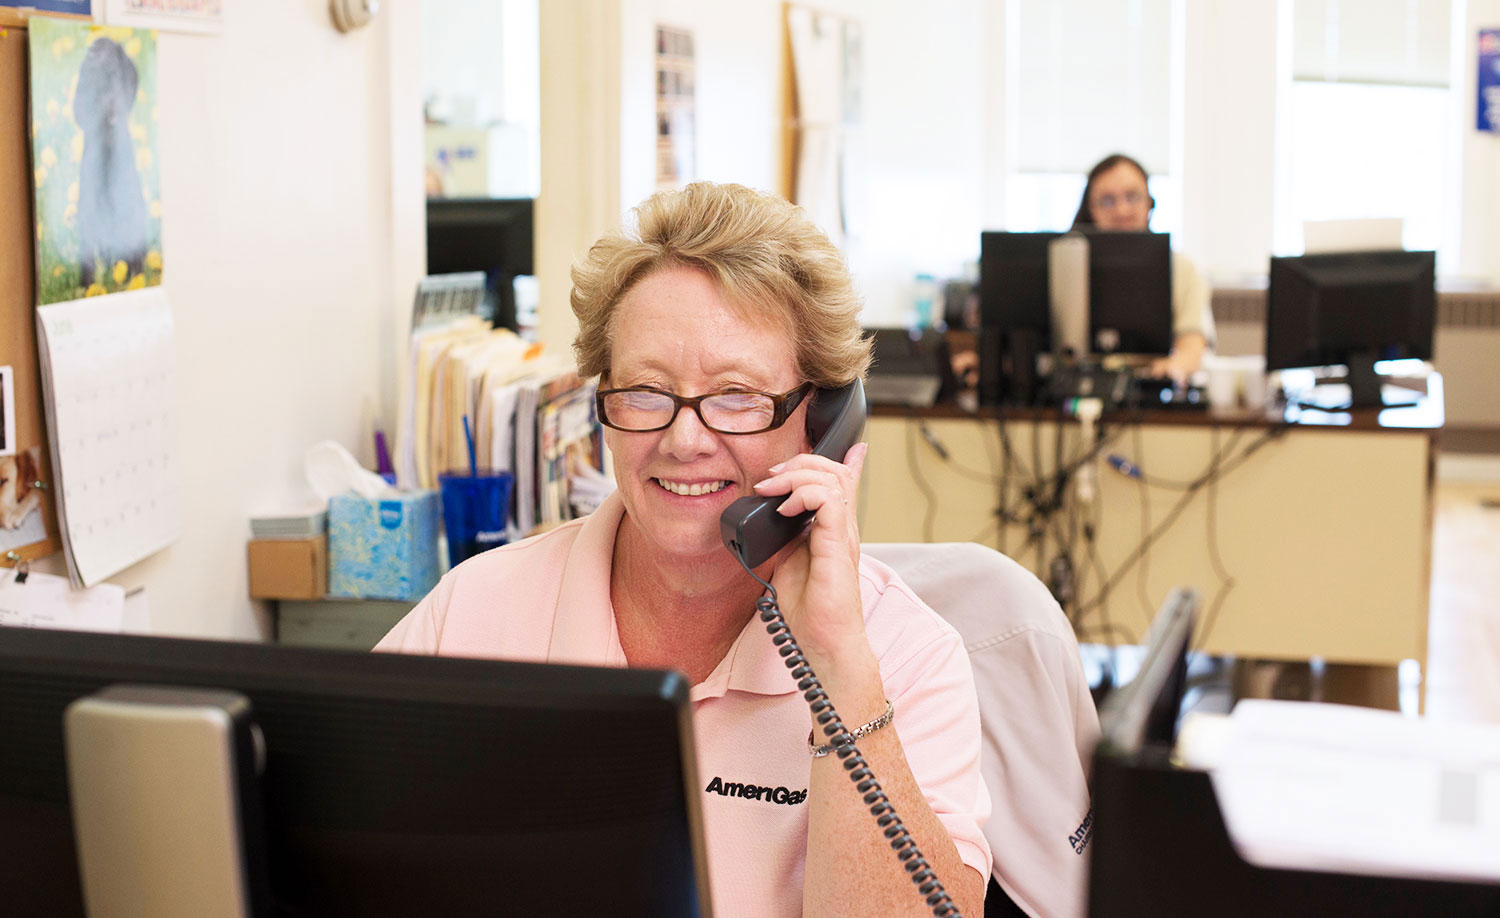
[{"x1": 375, "y1": 492, "x2": 992, "y2": 916}]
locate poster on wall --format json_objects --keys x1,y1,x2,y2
[
  {"x1": 104, "y1": 0, "x2": 223, "y2": 35},
  {"x1": 654, "y1": 25, "x2": 696, "y2": 191},
  {"x1": 28, "y1": 18, "x2": 162, "y2": 306},
  {"x1": 1481, "y1": 29, "x2": 1500, "y2": 133}
]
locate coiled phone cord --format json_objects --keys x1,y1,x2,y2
[{"x1": 732, "y1": 550, "x2": 963, "y2": 918}]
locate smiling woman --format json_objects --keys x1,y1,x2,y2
[{"x1": 376, "y1": 182, "x2": 993, "y2": 917}]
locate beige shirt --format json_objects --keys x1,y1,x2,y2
[{"x1": 1171, "y1": 251, "x2": 1217, "y2": 347}]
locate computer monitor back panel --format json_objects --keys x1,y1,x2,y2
[
  {"x1": 0, "y1": 629, "x2": 706, "y2": 918},
  {"x1": 1084, "y1": 230, "x2": 1174, "y2": 358},
  {"x1": 1265, "y1": 250, "x2": 1436, "y2": 372},
  {"x1": 979, "y1": 231, "x2": 1060, "y2": 339}
]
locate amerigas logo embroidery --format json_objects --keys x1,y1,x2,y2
[
  {"x1": 704, "y1": 776, "x2": 807, "y2": 805},
  {"x1": 1068, "y1": 808, "x2": 1095, "y2": 855}
]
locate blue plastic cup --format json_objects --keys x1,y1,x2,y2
[{"x1": 438, "y1": 469, "x2": 514, "y2": 569}]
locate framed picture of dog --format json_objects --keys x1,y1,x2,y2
[
  {"x1": 28, "y1": 17, "x2": 162, "y2": 306},
  {"x1": 102, "y1": 0, "x2": 222, "y2": 35}
]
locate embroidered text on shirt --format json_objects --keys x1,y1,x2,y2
[
  {"x1": 704, "y1": 776, "x2": 807, "y2": 805},
  {"x1": 1068, "y1": 808, "x2": 1095, "y2": 855}
]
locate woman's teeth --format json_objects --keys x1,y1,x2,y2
[{"x1": 657, "y1": 479, "x2": 729, "y2": 497}]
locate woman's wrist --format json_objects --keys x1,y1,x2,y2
[{"x1": 803, "y1": 639, "x2": 883, "y2": 726}]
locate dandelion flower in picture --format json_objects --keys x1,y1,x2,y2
[
  {"x1": 113, "y1": 261, "x2": 128, "y2": 285},
  {"x1": 127, "y1": 274, "x2": 146, "y2": 290},
  {"x1": 52, "y1": 266, "x2": 63, "y2": 278},
  {"x1": 85, "y1": 283, "x2": 107, "y2": 297},
  {"x1": 145, "y1": 250, "x2": 162, "y2": 271}
]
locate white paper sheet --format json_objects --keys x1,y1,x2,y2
[
  {"x1": 36, "y1": 287, "x2": 179, "y2": 587},
  {"x1": 1204, "y1": 700, "x2": 1500, "y2": 884},
  {"x1": 0, "y1": 568, "x2": 125, "y2": 633}
]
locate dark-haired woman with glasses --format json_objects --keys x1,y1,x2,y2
[{"x1": 1073, "y1": 153, "x2": 1216, "y2": 383}]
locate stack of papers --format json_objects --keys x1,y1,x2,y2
[
  {"x1": 394, "y1": 305, "x2": 614, "y2": 540},
  {"x1": 1178, "y1": 700, "x2": 1500, "y2": 884},
  {"x1": 0, "y1": 568, "x2": 125, "y2": 634}
]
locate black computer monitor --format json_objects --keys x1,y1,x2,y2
[
  {"x1": 1094, "y1": 589, "x2": 1197, "y2": 757},
  {"x1": 978, "y1": 230, "x2": 1174, "y2": 404},
  {"x1": 978, "y1": 231, "x2": 1059, "y2": 404},
  {"x1": 979, "y1": 231, "x2": 1057, "y2": 339},
  {"x1": 0, "y1": 627, "x2": 708, "y2": 917},
  {"x1": 1266, "y1": 250, "x2": 1436, "y2": 409},
  {"x1": 1082, "y1": 230, "x2": 1174, "y2": 358},
  {"x1": 426, "y1": 197, "x2": 535, "y2": 330}
]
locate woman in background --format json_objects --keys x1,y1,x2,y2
[{"x1": 1072, "y1": 153, "x2": 1215, "y2": 383}]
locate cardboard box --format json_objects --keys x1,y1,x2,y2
[
  {"x1": 248, "y1": 535, "x2": 327, "y2": 600},
  {"x1": 327, "y1": 491, "x2": 440, "y2": 601}
]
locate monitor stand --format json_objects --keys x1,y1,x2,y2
[
  {"x1": 1296, "y1": 353, "x2": 1421, "y2": 412},
  {"x1": 1345, "y1": 353, "x2": 1419, "y2": 410}
]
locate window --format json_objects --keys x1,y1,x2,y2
[
  {"x1": 1003, "y1": 0, "x2": 1180, "y2": 235},
  {"x1": 1273, "y1": 0, "x2": 1459, "y2": 269}
]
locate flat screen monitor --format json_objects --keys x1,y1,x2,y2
[
  {"x1": 427, "y1": 197, "x2": 535, "y2": 330},
  {"x1": 1082, "y1": 230, "x2": 1174, "y2": 358},
  {"x1": 978, "y1": 230, "x2": 1173, "y2": 403},
  {"x1": 977, "y1": 231, "x2": 1060, "y2": 404},
  {"x1": 979, "y1": 231, "x2": 1058, "y2": 339},
  {"x1": 1266, "y1": 250, "x2": 1436, "y2": 408},
  {"x1": 0, "y1": 627, "x2": 709, "y2": 918},
  {"x1": 1095, "y1": 588, "x2": 1197, "y2": 756}
]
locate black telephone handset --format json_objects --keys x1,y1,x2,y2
[
  {"x1": 719, "y1": 379, "x2": 867, "y2": 569},
  {"x1": 718, "y1": 374, "x2": 961, "y2": 916}
]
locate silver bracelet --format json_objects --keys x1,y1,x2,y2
[{"x1": 808, "y1": 699, "x2": 895, "y2": 758}]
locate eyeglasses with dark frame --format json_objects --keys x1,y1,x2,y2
[{"x1": 596, "y1": 383, "x2": 813, "y2": 435}]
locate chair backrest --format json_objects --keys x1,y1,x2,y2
[{"x1": 862, "y1": 541, "x2": 1100, "y2": 918}]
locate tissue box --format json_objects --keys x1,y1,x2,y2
[{"x1": 327, "y1": 491, "x2": 440, "y2": 601}]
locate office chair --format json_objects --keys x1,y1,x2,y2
[{"x1": 863, "y1": 542, "x2": 1101, "y2": 918}]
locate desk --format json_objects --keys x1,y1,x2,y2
[{"x1": 859, "y1": 380, "x2": 1441, "y2": 670}]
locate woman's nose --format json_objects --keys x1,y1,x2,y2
[{"x1": 658, "y1": 405, "x2": 716, "y2": 458}]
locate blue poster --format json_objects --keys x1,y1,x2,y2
[
  {"x1": 1481, "y1": 29, "x2": 1500, "y2": 133},
  {"x1": 0, "y1": 1, "x2": 91, "y2": 14}
]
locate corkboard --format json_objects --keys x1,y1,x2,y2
[{"x1": 0, "y1": 23, "x2": 61, "y2": 565}]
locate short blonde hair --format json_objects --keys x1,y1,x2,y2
[{"x1": 570, "y1": 182, "x2": 871, "y2": 388}]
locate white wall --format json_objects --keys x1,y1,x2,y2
[
  {"x1": 1181, "y1": 2, "x2": 1279, "y2": 282},
  {"x1": 32, "y1": 0, "x2": 424, "y2": 641},
  {"x1": 421, "y1": 0, "x2": 506, "y2": 123},
  {"x1": 611, "y1": 0, "x2": 985, "y2": 327}
]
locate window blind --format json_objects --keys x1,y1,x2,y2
[{"x1": 1293, "y1": 0, "x2": 1452, "y2": 87}]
